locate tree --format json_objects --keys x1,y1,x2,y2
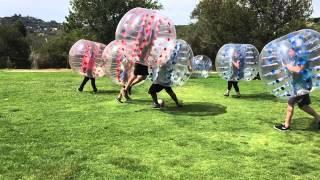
[
  {"x1": 35, "y1": 30, "x2": 90, "y2": 68},
  {"x1": 310, "y1": 21, "x2": 320, "y2": 32},
  {"x1": 239, "y1": 0, "x2": 312, "y2": 48},
  {"x1": 14, "y1": 20, "x2": 27, "y2": 37},
  {"x1": 190, "y1": 0, "x2": 257, "y2": 60},
  {"x1": 0, "y1": 24, "x2": 30, "y2": 68},
  {"x1": 190, "y1": 0, "x2": 312, "y2": 62},
  {"x1": 65, "y1": 0, "x2": 162, "y2": 44}
]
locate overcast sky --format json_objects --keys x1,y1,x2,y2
[{"x1": 0, "y1": 0, "x2": 319, "y2": 25}]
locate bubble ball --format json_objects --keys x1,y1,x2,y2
[
  {"x1": 102, "y1": 40, "x2": 135, "y2": 85},
  {"x1": 192, "y1": 55, "x2": 213, "y2": 78},
  {"x1": 259, "y1": 29, "x2": 320, "y2": 98},
  {"x1": 150, "y1": 39, "x2": 193, "y2": 87},
  {"x1": 215, "y1": 44, "x2": 259, "y2": 81},
  {"x1": 148, "y1": 37, "x2": 176, "y2": 67},
  {"x1": 115, "y1": 7, "x2": 176, "y2": 66},
  {"x1": 69, "y1": 39, "x2": 107, "y2": 78}
]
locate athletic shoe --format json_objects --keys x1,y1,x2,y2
[
  {"x1": 122, "y1": 89, "x2": 131, "y2": 100},
  {"x1": 274, "y1": 124, "x2": 290, "y2": 131},
  {"x1": 93, "y1": 88, "x2": 98, "y2": 93},
  {"x1": 115, "y1": 97, "x2": 123, "y2": 103},
  {"x1": 153, "y1": 103, "x2": 161, "y2": 109},
  {"x1": 78, "y1": 88, "x2": 83, "y2": 92},
  {"x1": 176, "y1": 103, "x2": 183, "y2": 108},
  {"x1": 224, "y1": 93, "x2": 229, "y2": 97}
]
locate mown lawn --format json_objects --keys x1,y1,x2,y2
[{"x1": 0, "y1": 70, "x2": 320, "y2": 179}]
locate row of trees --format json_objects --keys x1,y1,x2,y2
[
  {"x1": 185, "y1": 0, "x2": 315, "y2": 60},
  {"x1": 64, "y1": 0, "x2": 162, "y2": 43},
  {"x1": 39, "y1": 0, "x2": 161, "y2": 68},
  {"x1": 28, "y1": 30, "x2": 91, "y2": 69},
  {"x1": 0, "y1": 21, "x2": 30, "y2": 68},
  {"x1": 1, "y1": 0, "x2": 319, "y2": 69},
  {"x1": 0, "y1": 0, "x2": 161, "y2": 69}
]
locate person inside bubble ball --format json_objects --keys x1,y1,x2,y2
[
  {"x1": 116, "y1": 58, "x2": 133, "y2": 103},
  {"x1": 224, "y1": 51, "x2": 241, "y2": 98},
  {"x1": 121, "y1": 29, "x2": 155, "y2": 100},
  {"x1": 122, "y1": 61, "x2": 149, "y2": 99},
  {"x1": 78, "y1": 45, "x2": 97, "y2": 93},
  {"x1": 274, "y1": 48, "x2": 320, "y2": 131},
  {"x1": 148, "y1": 63, "x2": 183, "y2": 109}
]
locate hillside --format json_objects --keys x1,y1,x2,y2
[{"x1": 0, "y1": 14, "x2": 62, "y2": 35}]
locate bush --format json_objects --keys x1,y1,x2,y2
[
  {"x1": 35, "y1": 30, "x2": 94, "y2": 69},
  {"x1": 0, "y1": 24, "x2": 31, "y2": 68}
]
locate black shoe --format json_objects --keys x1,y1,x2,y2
[
  {"x1": 128, "y1": 86, "x2": 132, "y2": 95},
  {"x1": 115, "y1": 97, "x2": 123, "y2": 103},
  {"x1": 93, "y1": 88, "x2": 98, "y2": 93},
  {"x1": 224, "y1": 93, "x2": 229, "y2": 97},
  {"x1": 78, "y1": 88, "x2": 83, "y2": 92},
  {"x1": 153, "y1": 103, "x2": 161, "y2": 109},
  {"x1": 123, "y1": 89, "x2": 131, "y2": 100},
  {"x1": 274, "y1": 124, "x2": 290, "y2": 131}
]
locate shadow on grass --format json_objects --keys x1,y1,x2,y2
[
  {"x1": 76, "y1": 89, "x2": 119, "y2": 96},
  {"x1": 189, "y1": 76, "x2": 202, "y2": 80},
  {"x1": 292, "y1": 117, "x2": 319, "y2": 132},
  {"x1": 236, "y1": 93, "x2": 277, "y2": 101},
  {"x1": 311, "y1": 96, "x2": 320, "y2": 102},
  {"x1": 189, "y1": 75, "x2": 217, "y2": 80},
  {"x1": 97, "y1": 89, "x2": 119, "y2": 94},
  {"x1": 128, "y1": 99, "x2": 151, "y2": 104},
  {"x1": 163, "y1": 102, "x2": 227, "y2": 117}
]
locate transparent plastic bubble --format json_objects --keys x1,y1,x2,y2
[
  {"x1": 259, "y1": 29, "x2": 320, "y2": 98},
  {"x1": 192, "y1": 55, "x2": 213, "y2": 78},
  {"x1": 115, "y1": 7, "x2": 176, "y2": 66},
  {"x1": 215, "y1": 44, "x2": 259, "y2": 81},
  {"x1": 150, "y1": 39, "x2": 193, "y2": 87},
  {"x1": 102, "y1": 40, "x2": 136, "y2": 85},
  {"x1": 148, "y1": 37, "x2": 177, "y2": 67},
  {"x1": 69, "y1": 39, "x2": 107, "y2": 78}
]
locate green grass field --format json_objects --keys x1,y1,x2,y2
[{"x1": 1, "y1": 70, "x2": 320, "y2": 179}]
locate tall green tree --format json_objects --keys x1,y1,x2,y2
[
  {"x1": 0, "y1": 24, "x2": 30, "y2": 68},
  {"x1": 190, "y1": 0, "x2": 257, "y2": 59},
  {"x1": 239, "y1": 0, "x2": 312, "y2": 48},
  {"x1": 14, "y1": 20, "x2": 27, "y2": 37},
  {"x1": 190, "y1": 0, "x2": 312, "y2": 61},
  {"x1": 36, "y1": 30, "x2": 93, "y2": 68},
  {"x1": 65, "y1": 0, "x2": 162, "y2": 44}
]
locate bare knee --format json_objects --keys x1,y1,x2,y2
[
  {"x1": 133, "y1": 76, "x2": 145, "y2": 82},
  {"x1": 130, "y1": 75, "x2": 137, "y2": 81},
  {"x1": 287, "y1": 104, "x2": 294, "y2": 112},
  {"x1": 139, "y1": 75, "x2": 147, "y2": 81},
  {"x1": 126, "y1": 75, "x2": 137, "y2": 86}
]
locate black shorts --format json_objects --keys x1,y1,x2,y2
[
  {"x1": 288, "y1": 94, "x2": 311, "y2": 108},
  {"x1": 134, "y1": 63, "x2": 148, "y2": 76},
  {"x1": 148, "y1": 84, "x2": 173, "y2": 94}
]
